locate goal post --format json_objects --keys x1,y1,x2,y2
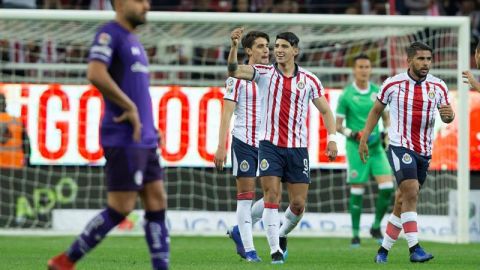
[{"x1": 0, "y1": 10, "x2": 471, "y2": 243}]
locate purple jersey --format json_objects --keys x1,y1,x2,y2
[{"x1": 88, "y1": 21, "x2": 158, "y2": 148}]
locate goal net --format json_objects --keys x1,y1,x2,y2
[{"x1": 0, "y1": 10, "x2": 472, "y2": 242}]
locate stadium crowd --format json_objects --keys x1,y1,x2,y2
[{"x1": 0, "y1": 0, "x2": 479, "y2": 81}]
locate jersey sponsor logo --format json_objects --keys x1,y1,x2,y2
[
  {"x1": 98, "y1": 32, "x2": 111, "y2": 45},
  {"x1": 260, "y1": 159, "x2": 269, "y2": 171},
  {"x1": 90, "y1": 45, "x2": 112, "y2": 57},
  {"x1": 131, "y1": 47, "x2": 141, "y2": 56},
  {"x1": 402, "y1": 153, "x2": 412, "y2": 164},
  {"x1": 226, "y1": 78, "x2": 235, "y2": 94},
  {"x1": 240, "y1": 160, "x2": 250, "y2": 172},
  {"x1": 134, "y1": 170, "x2": 143, "y2": 186},
  {"x1": 370, "y1": 92, "x2": 377, "y2": 102},
  {"x1": 297, "y1": 81, "x2": 305, "y2": 90},
  {"x1": 131, "y1": 61, "x2": 149, "y2": 73},
  {"x1": 350, "y1": 169, "x2": 358, "y2": 179},
  {"x1": 428, "y1": 90, "x2": 435, "y2": 100}
]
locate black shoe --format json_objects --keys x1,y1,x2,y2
[
  {"x1": 351, "y1": 236, "x2": 360, "y2": 248},
  {"x1": 370, "y1": 227, "x2": 383, "y2": 244},
  {"x1": 271, "y1": 250, "x2": 284, "y2": 264}
]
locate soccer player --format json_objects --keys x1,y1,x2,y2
[
  {"x1": 213, "y1": 30, "x2": 270, "y2": 262},
  {"x1": 336, "y1": 54, "x2": 394, "y2": 247},
  {"x1": 462, "y1": 41, "x2": 480, "y2": 92},
  {"x1": 227, "y1": 27, "x2": 338, "y2": 264},
  {"x1": 48, "y1": 1, "x2": 169, "y2": 270},
  {"x1": 359, "y1": 42, "x2": 455, "y2": 263}
]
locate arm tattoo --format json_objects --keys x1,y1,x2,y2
[{"x1": 228, "y1": 62, "x2": 238, "y2": 72}]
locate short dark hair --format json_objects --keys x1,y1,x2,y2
[
  {"x1": 476, "y1": 40, "x2": 480, "y2": 51},
  {"x1": 353, "y1": 54, "x2": 370, "y2": 65},
  {"x1": 276, "y1": 32, "x2": 299, "y2": 47},
  {"x1": 407, "y1": 41, "x2": 432, "y2": 58},
  {"x1": 241, "y1": 31, "x2": 270, "y2": 49}
]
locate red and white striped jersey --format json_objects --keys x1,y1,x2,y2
[
  {"x1": 224, "y1": 77, "x2": 262, "y2": 147},
  {"x1": 378, "y1": 72, "x2": 450, "y2": 156},
  {"x1": 252, "y1": 64, "x2": 324, "y2": 148}
]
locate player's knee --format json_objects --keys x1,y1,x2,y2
[
  {"x1": 289, "y1": 200, "x2": 305, "y2": 215},
  {"x1": 401, "y1": 189, "x2": 418, "y2": 202},
  {"x1": 109, "y1": 204, "x2": 134, "y2": 216},
  {"x1": 262, "y1": 186, "x2": 280, "y2": 203}
]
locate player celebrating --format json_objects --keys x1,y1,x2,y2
[
  {"x1": 359, "y1": 42, "x2": 455, "y2": 264},
  {"x1": 227, "y1": 27, "x2": 338, "y2": 264},
  {"x1": 462, "y1": 41, "x2": 480, "y2": 91},
  {"x1": 48, "y1": 0, "x2": 169, "y2": 270},
  {"x1": 336, "y1": 54, "x2": 394, "y2": 247},
  {"x1": 214, "y1": 30, "x2": 270, "y2": 262}
]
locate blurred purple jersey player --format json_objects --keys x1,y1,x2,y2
[{"x1": 48, "y1": 1, "x2": 169, "y2": 270}]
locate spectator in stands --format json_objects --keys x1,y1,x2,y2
[
  {"x1": 456, "y1": 0, "x2": 480, "y2": 42},
  {"x1": 0, "y1": 93, "x2": 30, "y2": 169},
  {"x1": 1, "y1": 0, "x2": 36, "y2": 8},
  {"x1": 43, "y1": 0, "x2": 63, "y2": 9},
  {"x1": 74, "y1": 0, "x2": 112, "y2": 10},
  {"x1": 150, "y1": 0, "x2": 181, "y2": 10},
  {"x1": 251, "y1": 0, "x2": 273, "y2": 12},
  {"x1": 400, "y1": 0, "x2": 443, "y2": 15},
  {"x1": 232, "y1": 0, "x2": 250, "y2": 12}
]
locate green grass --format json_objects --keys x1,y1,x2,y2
[{"x1": 0, "y1": 236, "x2": 478, "y2": 270}]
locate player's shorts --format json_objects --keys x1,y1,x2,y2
[
  {"x1": 258, "y1": 140, "x2": 310, "y2": 184},
  {"x1": 346, "y1": 141, "x2": 391, "y2": 184},
  {"x1": 387, "y1": 145, "x2": 431, "y2": 186},
  {"x1": 103, "y1": 147, "x2": 164, "y2": 191},
  {"x1": 231, "y1": 136, "x2": 259, "y2": 178}
]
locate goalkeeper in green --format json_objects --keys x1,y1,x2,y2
[{"x1": 336, "y1": 54, "x2": 394, "y2": 247}]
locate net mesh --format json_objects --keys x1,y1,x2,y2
[{"x1": 0, "y1": 13, "x2": 461, "y2": 234}]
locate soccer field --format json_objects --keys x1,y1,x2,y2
[{"x1": 0, "y1": 236, "x2": 477, "y2": 270}]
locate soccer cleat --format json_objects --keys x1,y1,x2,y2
[
  {"x1": 370, "y1": 227, "x2": 384, "y2": 244},
  {"x1": 227, "y1": 225, "x2": 246, "y2": 259},
  {"x1": 374, "y1": 250, "x2": 388, "y2": 263},
  {"x1": 279, "y1": 236, "x2": 288, "y2": 261},
  {"x1": 271, "y1": 250, "x2": 284, "y2": 264},
  {"x1": 245, "y1": 250, "x2": 262, "y2": 262},
  {"x1": 47, "y1": 253, "x2": 76, "y2": 270},
  {"x1": 351, "y1": 236, "x2": 360, "y2": 248},
  {"x1": 409, "y1": 246, "x2": 434, "y2": 263}
]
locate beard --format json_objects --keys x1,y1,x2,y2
[
  {"x1": 412, "y1": 67, "x2": 428, "y2": 79},
  {"x1": 126, "y1": 13, "x2": 146, "y2": 28}
]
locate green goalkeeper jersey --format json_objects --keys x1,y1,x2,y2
[{"x1": 336, "y1": 82, "x2": 382, "y2": 146}]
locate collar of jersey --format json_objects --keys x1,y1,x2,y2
[
  {"x1": 406, "y1": 69, "x2": 427, "y2": 85},
  {"x1": 274, "y1": 62, "x2": 298, "y2": 78}
]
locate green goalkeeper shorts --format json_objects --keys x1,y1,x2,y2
[{"x1": 346, "y1": 140, "x2": 392, "y2": 184}]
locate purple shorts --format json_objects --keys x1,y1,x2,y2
[{"x1": 103, "y1": 147, "x2": 164, "y2": 191}]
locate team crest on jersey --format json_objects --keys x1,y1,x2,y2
[
  {"x1": 350, "y1": 170, "x2": 358, "y2": 179},
  {"x1": 260, "y1": 159, "x2": 269, "y2": 171},
  {"x1": 296, "y1": 81, "x2": 305, "y2": 90},
  {"x1": 134, "y1": 170, "x2": 143, "y2": 186},
  {"x1": 240, "y1": 160, "x2": 250, "y2": 172},
  {"x1": 370, "y1": 92, "x2": 377, "y2": 102},
  {"x1": 428, "y1": 90, "x2": 435, "y2": 100},
  {"x1": 98, "y1": 32, "x2": 111, "y2": 45},
  {"x1": 402, "y1": 153, "x2": 412, "y2": 164}
]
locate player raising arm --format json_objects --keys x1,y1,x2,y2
[
  {"x1": 214, "y1": 30, "x2": 270, "y2": 262},
  {"x1": 228, "y1": 27, "x2": 337, "y2": 264}
]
